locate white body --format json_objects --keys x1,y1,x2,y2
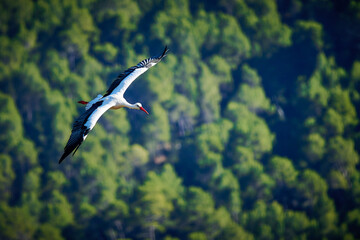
[
  {"x1": 59, "y1": 46, "x2": 168, "y2": 164},
  {"x1": 85, "y1": 94, "x2": 103, "y2": 110},
  {"x1": 84, "y1": 68, "x2": 151, "y2": 130}
]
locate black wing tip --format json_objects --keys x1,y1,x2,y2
[
  {"x1": 72, "y1": 143, "x2": 82, "y2": 157},
  {"x1": 160, "y1": 45, "x2": 169, "y2": 59},
  {"x1": 154, "y1": 46, "x2": 169, "y2": 61},
  {"x1": 58, "y1": 129, "x2": 87, "y2": 165},
  {"x1": 58, "y1": 143, "x2": 81, "y2": 164},
  {"x1": 58, "y1": 154, "x2": 67, "y2": 164},
  {"x1": 59, "y1": 147, "x2": 73, "y2": 164}
]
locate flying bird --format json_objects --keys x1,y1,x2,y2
[{"x1": 59, "y1": 46, "x2": 169, "y2": 164}]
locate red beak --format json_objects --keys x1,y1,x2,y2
[
  {"x1": 78, "y1": 101, "x2": 88, "y2": 105},
  {"x1": 139, "y1": 106, "x2": 149, "y2": 115}
]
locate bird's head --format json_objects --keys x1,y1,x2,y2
[{"x1": 135, "y1": 103, "x2": 149, "y2": 115}]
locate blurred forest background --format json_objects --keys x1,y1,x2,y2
[{"x1": 1, "y1": 0, "x2": 360, "y2": 239}]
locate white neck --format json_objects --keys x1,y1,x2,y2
[{"x1": 123, "y1": 100, "x2": 138, "y2": 109}]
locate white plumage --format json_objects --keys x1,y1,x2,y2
[
  {"x1": 59, "y1": 46, "x2": 169, "y2": 164},
  {"x1": 85, "y1": 94, "x2": 103, "y2": 110}
]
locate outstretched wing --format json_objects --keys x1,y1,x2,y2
[
  {"x1": 59, "y1": 99, "x2": 115, "y2": 164},
  {"x1": 85, "y1": 94, "x2": 103, "y2": 110},
  {"x1": 103, "y1": 46, "x2": 169, "y2": 97}
]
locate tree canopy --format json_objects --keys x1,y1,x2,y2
[{"x1": 0, "y1": 0, "x2": 359, "y2": 239}]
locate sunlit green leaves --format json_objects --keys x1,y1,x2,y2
[
  {"x1": 268, "y1": 156, "x2": 298, "y2": 186},
  {"x1": 202, "y1": 13, "x2": 251, "y2": 65},
  {"x1": 323, "y1": 108, "x2": 344, "y2": 136},
  {"x1": 93, "y1": 42, "x2": 118, "y2": 62},
  {"x1": 95, "y1": 0, "x2": 141, "y2": 31},
  {"x1": 40, "y1": 190, "x2": 74, "y2": 228},
  {"x1": 0, "y1": 204, "x2": 37, "y2": 240},
  {"x1": 0, "y1": 0, "x2": 359, "y2": 239},
  {"x1": 326, "y1": 136, "x2": 359, "y2": 175},
  {"x1": 225, "y1": 102, "x2": 274, "y2": 158},
  {"x1": 302, "y1": 133, "x2": 326, "y2": 163},
  {"x1": 194, "y1": 119, "x2": 233, "y2": 167},
  {"x1": 294, "y1": 20, "x2": 323, "y2": 50},
  {"x1": 34, "y1": 224, "x2": 64, "y2": 240},
  {"x1": 296, "y1": 170, "x2": 328, "y2": 207},
  {"x1": 0, "y1": 93, "x2": 23, "y2": 152},
  {"x1": 0, "y1": 155, "x2": 15, "y2": 201},
  {"x1": 329, "y1": 87, "x2": 357, "y2": 127},
  {"x1": 247, "y1": 0, "x2": 292, "y2": 55},
  {"x1": 198, "y1": 63, "x2": 222, "y2": 122},
  {"x1": 137, "y1": 164, "x2": 184, "y2": 230}
]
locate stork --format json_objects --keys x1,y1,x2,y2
[{"x1": 59, "y1": 46, "x2": 169, "y2": 164}]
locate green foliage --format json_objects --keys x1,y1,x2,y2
[
  {"x1": 248, "y1": 0, "x2": 292, "y2": 55},
  {"x1": 207, "y1": 55, "x2": 232, "y2": 84},
  {"x1": 93, "y1": 42, "x2": 118, "y2": 62},
  {"x1": 188, "y1": 232, "x2": 208, "y2": 240},
  {"x1": 0, "y1": 0, "x2": 359, "y2": 239},
  {"x1": 298, "y1": 71, "x2": 329, "y2": 108},
  {"x1": 209, "y1": 13, "x2": 251, "y2": 65},
  {"x1": 136, "y1": 164, "x2": 184, "y2": 231},
  {"x1": 197, "y1": 63, "x2": 223, "y2": 122},
  {"x1": 323, "y1": 108, "x2": 344, "y2": 135},
  {"x1": 329, "y1": 87, "x2": 357, "y2": 127},
  {"x1": 243, "y1": 200, "x2": 283, "y2": 240},
  {"x1": 284, "y1": 210, "x2": 314, "y2": 240},
  {"x1": 182, "y1": 187, "x2": 217, "y2": 236},
  {"x1": 241, "y1": 64, "x2": 262, "y2": 86},
  {"x1": 225, "y1": 102, "x2": 274, "y2": 158},
  {"x1": 193, "y1": 119, "x2": 233, "y2": 168},
  {"x1": 140, "y1": 103, "x2": 171, "y2": 151},
  {"x1": 0, "y1": 204, "x2": 37, "y2": 240},
  {"x1": 268, "y1": 156, "x2": 298, "y2": 186},
  {"x1": 327, "y1": 170, "x2": 348, "y2": 190},
  {"x1": 302, "y1": 133, "x2": 326, "y2": 163},
  {"x1": 34, "y1": 224, "x2": 65, "y2": 240},
  {"x1": 95, "y1": 0, "x2": 141, "y2": 32},
  {"x1": 41, "y1": 190, "x2": 74, "y2": 228},
  {"x1": 0, "y1": 93, "x2": 23, "y2": 153},
  {"x1": 346, "y1": 209, "x2": 360, "y2": 239},
  {"x1": 144, "y1": 55, "x2": 176, "y2": 103},
  {"x1": 326, "y1": 136, "x2": 359, "y2": 176},
  {"x1": 294, "y1": 20, "x2": 324, "y2": 50},
  {"x1": 126, "y1": 144, "x2": 149, "y2": 167},
  {"x1": 236, "y1": 84, "x2": 271, "y2": 112},
  {"x1": 296, "y1": 170, "x2": 328, "y2": 207},
  {"x1": 0, "y1": 155, "x2": 15, "y2": 201}
]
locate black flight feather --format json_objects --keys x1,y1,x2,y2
[
  {"x1": 58, "y1": 101, "x2": 103, "y2": 164},
  {"x1": 103, "y1": 46, "x2": 169, "y2": 98}
]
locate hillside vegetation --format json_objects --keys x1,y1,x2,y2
[{"x1": 0, "y1": 0, "x2": 360, "y2": 239}]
